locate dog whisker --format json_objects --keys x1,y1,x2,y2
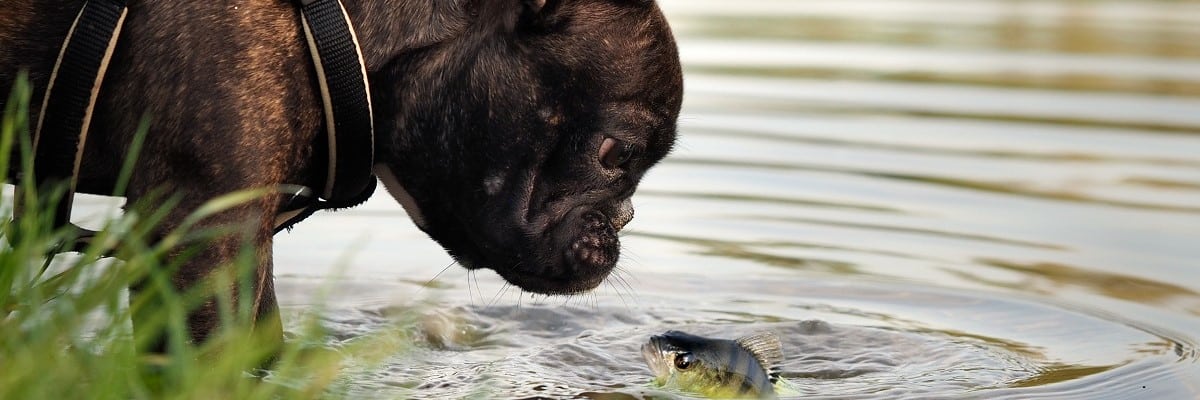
[
  {"x1": 616, "y1": 263, "x2": 643, "y2": 285},
  {"x1": 606, "y1": 277, "x2": 633, "y2": 312},
  {"x1": 419, "y1": 260, "x2": 457, "y2": 292},
  {"x1": 612, "y1": 266, "x2": 641, "y2": 308},
  {"x1": 614, "y1": 265, "x2": 637, "y2": 287},
  {"x1": 619, "y1": 245, "x2": 646, "y2": 269},
  {"x1": 489, "y1": 282, "x2": 511, "y2": 308},
  {"x1": 464, "y1": 269, "x2": 472, "y2": 305},
  {"x1": 472, "y1": 269, "x2": 485, "y2": 305}
]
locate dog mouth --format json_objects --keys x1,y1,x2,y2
[
  {"x1": 451, "y1": 203, "x2": 624, "y2": 295},
  {"x1": 505, "y1": 207, "x2": 620, "y2": 295}
]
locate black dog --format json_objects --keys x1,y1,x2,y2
[{"x1": 0, "y1": 0, "x2": 682, "y2": 345}]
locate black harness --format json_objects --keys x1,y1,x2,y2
[{"x1": 19, "y1": 0, "x2": 378, "y2": 253}]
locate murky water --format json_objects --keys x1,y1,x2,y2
[{"x1": 269, "y1": 1, "x2": 1200, "y2": 398}]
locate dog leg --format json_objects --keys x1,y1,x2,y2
[{"x1": 129, "y1": 194, "x2": 283, "y2": 359}]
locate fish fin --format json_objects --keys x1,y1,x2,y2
[{"x1": 735, "y1": 331, "x2": 783, "y2": 383}]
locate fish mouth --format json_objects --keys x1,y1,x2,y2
[{"x1": 641, "y1": 338, "x2": 671, "y2": 380}]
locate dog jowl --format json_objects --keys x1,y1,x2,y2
[{"x1": 0, "y1": 0, "x2": 682, "y2": 345}]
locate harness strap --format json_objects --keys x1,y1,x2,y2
[
  {"x1": 22, "y1": 0, "x2": 128, "y2": 252},
  {"x1": 272, "y1": 0, "x2": 379, "y2": 232},
  {"x1": 22, "y1": 0, "x2": 379, "y2": 243},
  {"x1": 294, "y1": 0, "x2": 376, "y2": 206}
]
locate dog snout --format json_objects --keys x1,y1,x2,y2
[{"x1": 610, "y1": 198, "x2": 634, "y2": 231}]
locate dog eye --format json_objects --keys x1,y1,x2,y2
[{"x1": 600, "y1": 137, "x2": 634, "y2": 169}]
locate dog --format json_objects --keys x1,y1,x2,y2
[{"x1": 0, "y1": 0, "x2": 682, "y2": 346}]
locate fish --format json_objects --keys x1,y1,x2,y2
[{"x1": 641, "y1": 330, "x2": 783, "y2": 399}]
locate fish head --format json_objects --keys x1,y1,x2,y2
[{"x1": 641, "y1": 330, "x2": 720, "y2": 386}]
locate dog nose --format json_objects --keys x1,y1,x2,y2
[{"x1": 610, "y1": 198, "x2": 634, "y2": 231}]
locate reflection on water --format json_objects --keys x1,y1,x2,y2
[
  {"x1": 969, "y1": 259, "x2": 1200, "y2": 313},
  {"x1": 264, "y1": 0, "x2": 1200, "y2": 398}
]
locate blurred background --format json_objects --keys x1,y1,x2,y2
[{"x1": 77, "y1": 1, "x2": 1198, "y2": 398}]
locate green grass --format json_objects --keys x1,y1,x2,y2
[{"x1": 0, "y1": 73, "x2": 401, "y2": 399}]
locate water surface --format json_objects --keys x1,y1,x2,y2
[{"x1": 265, "y1": 1, "x2": 1200, "y2": 398}]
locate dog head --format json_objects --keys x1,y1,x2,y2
[{"x1": 373, "y1": 0, "x2": 682, "y2": 295}]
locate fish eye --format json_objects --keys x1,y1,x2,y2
[{"x1": 673, "y1": 352, "x2": 695, "y2": 370}]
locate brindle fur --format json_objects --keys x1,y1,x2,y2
[{"x1": 0, "y1": 0, "x2": 682, "y2": 346}]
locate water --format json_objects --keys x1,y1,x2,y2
[{"x1": 270, "y1": 0, "x2": 1200, "y2": 398}]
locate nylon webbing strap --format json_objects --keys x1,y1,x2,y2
[
  {"x1": 295, "y1": 0, "x2": 375, "y2": 206},
  {"x1": 27, "y1": 0, "x2": 128, "y2": 249}
]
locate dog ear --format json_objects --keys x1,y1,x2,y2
[
  {"x1": 477, "y1": 0, "x2": 560, "y2": 33},
  {"x1": 518, "y1": 0, "x2": 565, "y2": 32},
  {"x1": 524, "y1": 0, "x2": 549, "y2": 14}
]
